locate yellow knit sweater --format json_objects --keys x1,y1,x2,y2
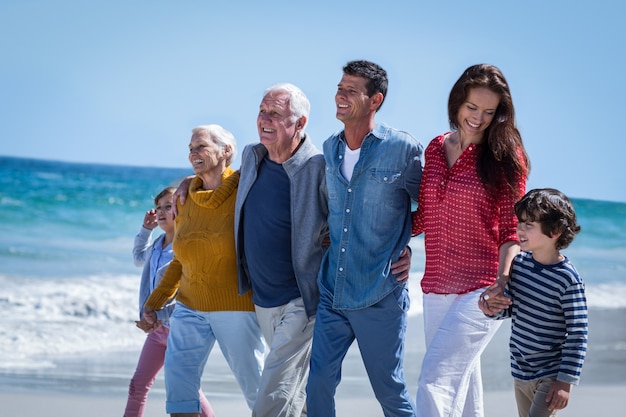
[{"x1": 145, "y1": 167, "x2": 254, "y2": 312}]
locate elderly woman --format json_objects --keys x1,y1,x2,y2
[{"x1": 143, "y1": 124, "x2": 265, "y2": 417}]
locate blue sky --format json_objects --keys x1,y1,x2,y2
[{"x1": 2, "y1": 1, "x2": 624, "y2": 202}]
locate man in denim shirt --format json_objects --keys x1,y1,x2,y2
[{"x1": 306, "y1": 60, "x2": 423, "y2": 417}]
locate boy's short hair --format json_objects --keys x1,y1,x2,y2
[
  {"x1": 153, "y1": 187, "x2": 176, "y2": 206},
  {"x1": 514, "y1": 188, "x2": 581, "y2": 250}
]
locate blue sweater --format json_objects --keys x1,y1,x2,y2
[{"x1": 493, "y1": 251, "x2": 588, "y2": 385}]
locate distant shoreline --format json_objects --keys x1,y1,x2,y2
[{"x1": 4, "y1": 155, "x2": 626, "y2": 205}]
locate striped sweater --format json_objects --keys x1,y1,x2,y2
[{"x1": 493, "y1": 251, "x2": 588, "y2": 385}]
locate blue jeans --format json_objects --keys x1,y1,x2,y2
[
  {"x1": 164, "y1": 303, "x2": 265, "y2": 414},
  {"x1": 307, "y1": 284, "x2": 416, "y2": 417}
]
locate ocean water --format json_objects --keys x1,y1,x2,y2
[
  {"x1": 0, "y1": 156, "x2": 190, "y2": 369},
  {"x1": 1, "y1": 156, "x2": 625, "y2": 396}
]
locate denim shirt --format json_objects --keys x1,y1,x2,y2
[{"x1": 319, "y1": 123, "x2": 423, "y2": 310}]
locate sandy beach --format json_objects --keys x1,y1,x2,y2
[
  {"x1": 1, "y1": 384, "x2": 624, "y2": 416},
  {"x1": 1, "y1": 307, "x2": 624, "y2": 416}
]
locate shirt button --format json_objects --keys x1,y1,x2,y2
[
  {"x1": 383, "y1": 176, "x2": 388, "y2": 181},
  {"x1": 348, "y1": 188, "x2": 352, "y2": 192},
  {"x1": 343, "y1": 228, "x2": 348, "y2": 232},
  {"x1": 339, "y1": 267, "x2": 344, "y2": 272},
  {"x1": 346, "y1": 208, "x2": 350, "y2": 213},
  {"x1": 339, "y1": 155, "x2": 343, "y2": 159},
  {"x1": 341, "y1": 248, "x2": 346, "y2": 252}
]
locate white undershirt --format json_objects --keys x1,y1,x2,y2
[{"x1": 341, "y1": 146, "x2": 361, "y2": 181}]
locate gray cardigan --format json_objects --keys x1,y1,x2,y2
[{"x1": 235, "y1": 135, "x2": 328, "y2": 318}]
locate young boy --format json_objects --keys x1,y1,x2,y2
[
  {"x1": 479, "y1": 188, "x2": 587, "y2": 417},
  {"x1": 124, "y1": 187, "x2": 214, "y2": 417}
]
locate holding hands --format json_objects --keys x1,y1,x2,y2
[
  {"x1": 136, "y1": 307, "x2": 162, "y2": 333},
  {"x1": 478, "y1": 278, "x2": 512, "y2": 316}
]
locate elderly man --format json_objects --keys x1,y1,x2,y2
[{"x1": 234, "y1": 83, "x2": 327, "y2": 417}]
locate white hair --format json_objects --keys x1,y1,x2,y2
[
  {"x1": 191, "y1": 124, "x2": 238, "y2": 166},
  {"x1": 263, "y1": 83, "x2": 311, "y2": 137}
]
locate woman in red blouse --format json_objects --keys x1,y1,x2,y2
[{"x1": 412, "y1": 64, "x2": 529, "y2": 417}]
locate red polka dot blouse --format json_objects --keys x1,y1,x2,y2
[{"x1": 412, "y1": 134, "x2": 526, "y2": 294}]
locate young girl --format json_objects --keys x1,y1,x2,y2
[{"x1": 124, "y1": 187, "x2": 214, "y2": 417}]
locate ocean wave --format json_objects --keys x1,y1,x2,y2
[
  {"x1": 0, "y1": 271, "x2": 623, "y2": 370},
  {"x1": 0, "y1": 273, "x2": 145, "y2": 370}
]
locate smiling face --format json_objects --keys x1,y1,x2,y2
[
  {"x1": 188, "y1": 130, "x2": 227, "y2": 176},
  {"x1": 516, "y1": 212, "x2": 560, "y2": 259},
  {"x1": 456, "y1": 87, "x2": 500, "y2": 143},
  {"x1": 257, "y1": 90, "x2": 302, "y2": 160},
  {"x1": 335, "y1": 74, "x2": 378, "y2": 124}
]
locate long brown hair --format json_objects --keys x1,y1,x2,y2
[{"x1": 448, "y1": 64, "x2": 530, "y2": 196}]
